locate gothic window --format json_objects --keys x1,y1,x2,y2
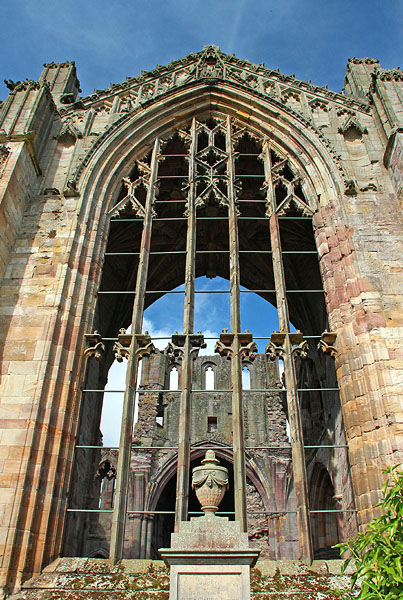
[
  {"x1": 169, "y1": 366, "x2": 179, "y2": 390},
  {"x1": 156, "y1": 393, "x2": 165, "y2": 427},
  {"x1": 67, "y1": 116, "x2": 355, "y2": 563},
  {"x1": 242, "y1": 365, "x2": 251, "y2": 390},
  {"x1": 204, "y1": 364, "x2": 215, "y2": 390}
]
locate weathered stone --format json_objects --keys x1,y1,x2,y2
[{"x1": 0, "y1": 47, "x2": 402, "y2": 597}]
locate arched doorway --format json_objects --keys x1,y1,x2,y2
[{"x1": 151, "y1": 455, "x2": 235, "y2": 557}]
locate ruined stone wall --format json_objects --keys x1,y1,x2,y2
[{"x1": 0, "y1": 50, "x2": 401, "y2": 594}]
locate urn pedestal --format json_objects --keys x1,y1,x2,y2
[{"x1": 159, "y1": 451, "x2": 259, "y2": 600}]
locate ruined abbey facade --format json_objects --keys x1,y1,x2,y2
[{"x1": 0, "y1": 47, "x2": 402, "y2": 597}]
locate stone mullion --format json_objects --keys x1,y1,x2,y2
[
  {"x1": 262, "y1": 139, "x2": 313, "y2": 563},
  {"x1": 175, "y1": 118, "x2": 197, "y2": 529},
  {"x1": 226, "y1": 116, "x2": 248, "y2": 531},
  {"x1": 110, "y1": 137, "x2": 160, "y2": 562}
]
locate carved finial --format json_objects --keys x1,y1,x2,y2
[{"x1": 202, "y1": 450, "x2": 220, "y2": 465}]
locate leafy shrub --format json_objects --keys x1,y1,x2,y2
[{"x1": 336, "y1": 465, "x2": 403, "y2": 600}]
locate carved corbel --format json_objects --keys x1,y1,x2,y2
[
  {"x1": 63, "y1": 178, "x2": 80, "y2": 197},
  {"x1": 215, "y1": 329, "x2": 257, "y2": 361},
  {"x1": 134, "y1": 332, "x2": 157, "y2": 359},
  {"x1": 166, "y1": 332, "x2": 206, "y2": 363},
  {"x1": 265, "y1": 332, "x2": 286, "y2": 361},
  {"x1": 292, "y1": 339, "x2": 309, "y2": 359},
  {"x1": 265, "y1": 331, "x2": 309, "y2": 360},
  {"x1": 344, "y1": 179, "x2": 358, "y2": 196},
  {"x1": 165, "y1": 340, "x2": 184, "y2": 363},
  {"x1": 84, "y1": 331, "x2": 105, "y2": 361},
  {"x1": 56, "y1": 118, "x2": 83, "y2": 144},
  {"x1": 113, "y1": 329, "x2": 157, "y2": 362},
  {"x1": 113, "y1": 328, "x2": 132, "y2": 362},
  {"x1": 318, "y1": 331, "x2": 338, "y2": 358}
]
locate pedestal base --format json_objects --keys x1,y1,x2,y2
[{"x1": 160, "y1": 515, "x2": 259, "y2": 600}]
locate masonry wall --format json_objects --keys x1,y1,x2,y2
[{"x1": 0, "y1": 52, "x2": 401, "y2": 595}]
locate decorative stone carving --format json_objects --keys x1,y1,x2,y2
[
  {"x1": 135, "y1": 333, "x2": 158, "y2": 360},
  {"x1": 96, "y1": 455, "x2": 117, "y2": 480},
  {"x1": 373, "y1": 67, "x2": 403, "y2": 81},
  {"x1": 113, "y1": 330, "x2": 157, "y2": 362},
  {"x1": 348, "y1": 57, "x2": 379, "y2": 65},
  {"x1": 191, "y1": 119, "x2": 234, "y2": 211},
  {"x1": 261, "y1": 154, "x2": 313, "y2": 218},
  {"x1": 0, "y1": 144, "x2": 10, "y2": 176},
  {"x1": 108, "y1": 155, "x2": 163, "y2": 218},
  {"x1": 215, "y1": 329, "x2": 257, "y2": 362},
  {"x1": 338, "y1": 115, "x2": 368, "y2": 136},
  {"x1": 344, "y1": 178, "x2": 358, "y2": 196},
  {"x1": 265, "y1": 331, "x2": 308, "y2": 361},
  {"x1": 191, "y1": 450, "x2": 229, "y2": 515},
  {"x1": 309, "y1": 98, "x2": 329, "y2": 112},
  {"x1": 113, "y1": 328, "x2": 131, "y2": 362},
  {"x1": 318, "y1": 331, "x2": 338, "y2": 358},
  {"x1": 43, "y1": 187, "x2": 60, "y2": 195},
  {"x1": 56, "y1": 118, "x2": 83, "y2": 144},
  {"x1": 109, "y1": 174, "x2": 150, "y2": 219},
  {"x1": 7, "y1": 79, "x2": 40, "y2": 92},
  {"x1": 63, "y1": 178, "x2": 80, "y2": 197},
  {"x1": 165, "y1": 332, "x2": 206, "y2": 363},
  {"x1": 84, "y1": 331, "x2": 105, "y2": 361},
  {"x1": 4, "y1": 79, "x2": 21, "y2": 91},
  {"x1": 65, "y1": 45, "x2": 373, "y2": 194}
]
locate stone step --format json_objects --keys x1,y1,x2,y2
[{"x1": 9, "y1": 558, "x2": 352, "y2": 599}]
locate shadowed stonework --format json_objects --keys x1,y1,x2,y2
[{"x1": 0, "y1": 47, "x2": 402, "y2": 597}]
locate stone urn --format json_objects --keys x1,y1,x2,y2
[{"x1": 191, "y1": 450, "x2": 229, "y2": 515}]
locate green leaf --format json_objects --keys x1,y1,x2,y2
[{"x1": 333, "y1": 464, "x2": 403, "y2": 600}]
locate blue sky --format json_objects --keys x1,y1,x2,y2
[
  {"x1": 101, "y1": 278, "x2": 281, "y2": 445},
  {"x1": 1, "y1": 1, "x2": 402, "y2": 99}
]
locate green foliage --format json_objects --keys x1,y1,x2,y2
[{"x1": 335, "y1": 465, "x2": 403, "y2": 600}]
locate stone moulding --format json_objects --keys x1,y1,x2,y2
[
  {"x1": 65, "y1": 78, "x2": 351, "y2": 200},
  {"x1": 94, "y1": 47, "x2": 368, "y2": 108},
  {"x1": 58, "y1": 46, "x2": 370, "y2": 122},
  {"x1": 348, "y1": 57, "x2": 379, "y2": 65},
  {"x1": 373, "y1": 67, "x2": 403, "y2": 82}
]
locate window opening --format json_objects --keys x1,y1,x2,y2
[
  {"x1": 205, "y1": 366, "x2": 215, "y2": 390},
  {"x1": 155, "y1": 393, "x2": 164, "y2": 427},
  {"x1": 169, "y1": 366, "x2": 179, "y2": 390},
  {"x1": 242, "y1": 365, "x2": 251, "y2": 389},
  {"x1": 65, "y1": 116, "x2": 356, "y2": 564},
  {"x1": 207, "y1": 416, "x2": 218, "y2": 432}
]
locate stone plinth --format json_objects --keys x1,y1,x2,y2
[{"x1": 160, "y1": 514, "x2": 259, "y2": 600}]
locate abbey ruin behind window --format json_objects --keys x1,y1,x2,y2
[{"x1": 0, "y1": 46, "x2": 402, "y2": 596}]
